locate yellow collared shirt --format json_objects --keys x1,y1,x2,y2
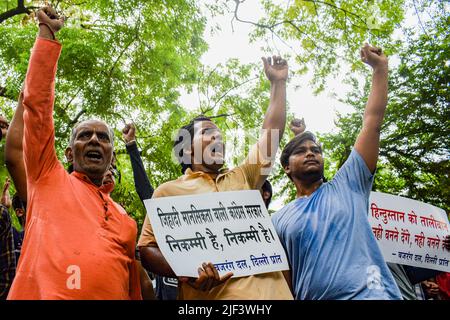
[{"x1": 138, "y1": 143, "x2": 293, "y2": 300}]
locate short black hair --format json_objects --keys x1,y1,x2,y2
[
  {"x1": 173, "y1": 115, "x2": 212, "y2": 174},
  {"x1": 261, "y1": 179, "x2": 272, "y2": 195},
  {"x1": 261, "y1": 179, "x2": 273, "y2": 207},
  {"x1": 12, "y1": 194, "x2": 26, "y2": 211},
  {"x1": 280, "y1": 131, "x2": 322, "y2": 169}
]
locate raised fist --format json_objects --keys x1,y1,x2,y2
[
  {"x1": 37, "y1": 6, "x2": 65, "y2": 34},
  {"x1": 122, "y1": 123, "x2": 136, "y2": 144},
  {"x1": 290, "y1": 118, "x2": 306, "y2": 136},
  {"x1": 1, "y1": 178, "x2": 12, "y2": 209},
  {"x1": 360, "y1": 44, "x2": 388, "y2": 71}
]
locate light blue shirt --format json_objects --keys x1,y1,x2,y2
[{"x1": 273, "y1": 149, "x2": 402, "y2": 300}]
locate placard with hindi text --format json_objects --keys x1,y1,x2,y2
[
  {"x1": 369, "y1": 192, "x2": 449, "y2": 272},
  {"x1": 144, "y1": 190, "x2": 290, "y2": 277}
]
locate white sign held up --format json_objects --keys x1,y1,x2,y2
[
  {"x1": 144, "y1": 190, "x2": 290, "y2": 277},
  {"x1": 369, "y1": 192, "x2": 450, "y2": 272}
]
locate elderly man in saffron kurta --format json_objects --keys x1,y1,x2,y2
[{"x1": 7, "y1": 7, "x2": 141, "y2": 300}]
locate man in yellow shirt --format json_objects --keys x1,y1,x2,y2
[{"x1": 139, "y1": 56, "x2": 293, "y2": 300}]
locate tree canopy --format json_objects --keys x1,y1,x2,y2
[
  {"x1": 223, "y1": 0, "x2": 404, "y2": 92},
  {"x1": 1, "y1": 0, "x2": 448, "y2": 231},
  {"x1": 319, "y1": 11, "x2": 449, "y2": 212}
]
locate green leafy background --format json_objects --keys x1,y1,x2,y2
[{"x1": 1, "y1": 1, "x2": 448, "y2": 232}]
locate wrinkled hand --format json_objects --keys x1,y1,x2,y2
[
  {"x1": 1, "y1": 178, "x2": 12, "y2": 209},
  {"x1": 0, "y1": 116, "x2": 9, "y2": 139},
  {"x1": 179, "y1": 262, "x2": 233, "y2": 291},
  {"x1": 290, "y1": 118, "x2": 306, "y2": 136},
  {"x1": 422, "y1": 279, "x2": 440, "y2": 297},
  {"x1": 37, "y1": 6, "x2": 65, "y2": 33},
  {"x1": 443, "y1": 235, "x2": 450, "y2": 251},
  {"x1": 122, "y1": 123, "x2": 136, "y2": 144},
  {"x1": 360, "y1": 44, "x2": 388, "y2": 71},
  {"x1": 262, "y1": 55, "x2": 288, "y2": 83}
]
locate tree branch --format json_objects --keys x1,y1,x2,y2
[
  {"x1": 412, "y1": 0, "x2": 430, "y2": 40},
  {"x1": 108, "y1": 20, "x2": 141, "y2": 78},
  {"x1": 231, "y1": 0, "x2": 325, "y2": 59},
  {"x1": 303, "y1": 0, "x2": 368, "y2": 28},
  {"x1": 69, "y1": 108, "x2": 87, "y2": 125},
  {"x1": 232, "y1": 0, "x2": 374, "y2": 48},
  {"x1": 208, "y1": 113, "x2": 238, "y2": 119},
  {"x1": 0, "y1": 86, "x2": 16, "y2": 100},
  {"x1": 212, "y1": 76, "x2": 259, "y2": 110},
  {"x1": 0, "y1": 0, "x2": 38, "y2": 24}
]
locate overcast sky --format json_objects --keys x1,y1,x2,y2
[
  {"x1": 179, "y1": 0, "x2": 356, "y2": 135},
  {"x1": 177, "y1": 0, "x2": 433, "y2": 209}
]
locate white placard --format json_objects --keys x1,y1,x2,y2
[
  {"x1": 369, "y1": 192, "x2": 450, "y2": 272},
  {"x1": 144, "y1": 190, "x2": 290, "y2": 277}
]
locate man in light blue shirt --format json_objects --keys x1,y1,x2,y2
[{"x1": 272, "y1": 44, "x2": 402, "y2": 300}]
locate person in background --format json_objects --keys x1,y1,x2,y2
[
  {"x1": 387, "y1": 235, "x2": 450, "y2": 301},
  {"x1": 122, "y1": 123, "x2": 175, "y2": 300},
  {"x1": 11, "y1": 195, "x2": 25, "y2": 266},
  {"x1": 289, "y1": 118, "x2": 305, "y2": 137},
  {"x1": 422, "y1": 277, "x2": 441, "y2": 299},
  {"x1": 415, "y1": 237, "x2": 450, "y2": 300},
  {"x1": 261, "y1": 180, "x2": 273, "y2": 209},
  {"x1": 0, "y1": 179, "x2": 15, "y2": 299},
  {"x1": 436, "y1": 272, "x2": 450, "y2": 300},
  {"x1": 1, "y1": 87, "x2": 25, "y2": 300}
]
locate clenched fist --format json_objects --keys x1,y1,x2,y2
[
  {"x1": 360, "y1": 44, "x2": 388, "y2": 71},
  {"x1": 290, "y1": 118, "x2": 306, "y2": 136},
  {"x1": 37, "y1": 6, "x2": 65, "y2": 39},
  {"x1": 122, "y1": 123, "x2": 136, "y2": 144}
]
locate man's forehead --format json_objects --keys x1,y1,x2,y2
[
  {"x1": 75, "y1": 120, "x2": 109, "y2": 132},
  {"x1": 294, "y1": 139, "x2": 319, "y2": 149},
  {"x1": 194, "y1": 120, "x2": 219, "y2": 130}
]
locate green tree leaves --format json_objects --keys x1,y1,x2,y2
[
  {"x1": 0, "y1": 0, "x2": 208, "y2": 224},
  {"x1": 228, "y1": 0, "x2": 404, "y2": 91},
  {"x1": 320, "y1": 10, "x2": 450, "y2": 212}
]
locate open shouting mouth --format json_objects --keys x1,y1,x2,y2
[{"x1": 85, "y1": 149, "x2": 104, "y2": 163}]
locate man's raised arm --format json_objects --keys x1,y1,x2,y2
[
  {"x1": 354, "y1": 44, "x2": 389, "y2": 173},
  {"x1": 5, "y1": 93, "x2": 27, "y2": 201},
  {"x1": 259, "y1": 56, "x2": 288, "y2": 156},
  {"x1": 22, "y1": 7, "x2": 64, "y2": 183},
  {"x1": 122, "y1": 123, "x2": 154, "y2": 202},
  {"x1": 248, "y1": 56, "x2": 288, "y2": 188}
]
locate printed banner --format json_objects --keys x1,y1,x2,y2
[
  {"x1": 144, "y1": 190, "x2": 289, "y2": 277},
  {"x1": 369, "y1": 192, "x2": 450, "y2": 272}
]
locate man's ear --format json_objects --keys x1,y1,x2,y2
[
  {"x1": 283, "y1": 165, "x2": 290, "y2": 176},
  {"x1": 65, "y1": 146, "x2": 73, "y2": 164}
]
